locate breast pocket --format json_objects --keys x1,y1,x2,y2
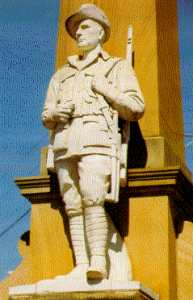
[{"x1": 59, "y1": 76, "x2": 74, "y2": 103}]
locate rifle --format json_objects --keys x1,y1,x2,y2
[
  {"x1": 98, "y1": 95, "x2": 121, "y2": 203},
  {"x1": 120, "y1": 25, "x2": 133, "y2": 187},
  {"x1": 105, "y1": 25, "x2": 133, "y2": 203}
]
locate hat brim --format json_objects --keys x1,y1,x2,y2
[{"x1": 65, "y1": 13, "x2": 110, "y2": 43}]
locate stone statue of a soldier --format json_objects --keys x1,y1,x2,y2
[{"x1": 42, "y1": 4, "x2": 144, "y2": 281}]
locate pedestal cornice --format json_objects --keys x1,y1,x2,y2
[{"x1": 15, "y1": 166, "x2": 193, "y2": 222}]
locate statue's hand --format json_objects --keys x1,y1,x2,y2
[
  {"x1": 92, "y1": 75, "x2": 120, "y2": 105},
  {"x1": 42, "y1": 110, "x2": 57, "y2": 129},
  {"x1": 53, "y1": 102, "x2": 74, "y2": 123},
  {"x1": 91, "y1": 75, "x2": 110, "y2": 96},
  {"x1": 53, "y1": 110, "x2": 69, "y2": 123}
]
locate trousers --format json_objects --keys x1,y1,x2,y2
[{"x1": 55, "y1": 154, "x2": 111, "y2": 216}]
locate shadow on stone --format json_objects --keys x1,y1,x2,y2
[{"x1": 128, "y1": 121, "x2": 147, "y2": 168}]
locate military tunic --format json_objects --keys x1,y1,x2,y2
[{"x1": 42, "y1": 49, "x2": 144, "y2": 163}]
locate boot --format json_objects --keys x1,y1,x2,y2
[
  {"x1": 85, "y1": 206, "x2": 108, "y2": 280},
  {"x1": 55, "y1": 214, "x2": 89, "y2": 279}
]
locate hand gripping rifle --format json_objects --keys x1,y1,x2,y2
[{"x1": 104, "y1": 25, "x2": 133, "y2": 203}]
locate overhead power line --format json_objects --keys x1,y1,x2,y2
[{"x1": 0, "y1": 209, "x2": 31, "y2": 239}]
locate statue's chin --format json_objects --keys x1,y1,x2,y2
[{"x1": 77, "y1": 43, "x2": 98, "y2": 53}]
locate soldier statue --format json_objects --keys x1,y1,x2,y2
[{"x1": 42, "y1": 3, "x2": 144, "y2": 281}]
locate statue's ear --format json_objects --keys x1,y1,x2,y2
[{"x1": 99, "y1": 27, "x2": 105, "y2": 44}]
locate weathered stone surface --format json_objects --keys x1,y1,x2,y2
[
  {"x1": 9, "y1": 281, "x2": 159, "y2": 300},
  {"x1": 9, "y1": 289, "x2": 156, "y2": 300}
]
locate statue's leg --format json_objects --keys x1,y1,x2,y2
[
  {"x1": 85, "y1": 206, "x2": 108, "y2": 280},
  {"x1": 78, "y1": 155, "x2": 111, "y2": 280},
  {"x1": 55, "y1": 160, "x2": 89, "y2": 278}
]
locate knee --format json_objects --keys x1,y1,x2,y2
[
  {"x1": 80, "y1": 183, "x2": 106, "y2": 207},
  {"x1": 61, "y1": 186, "x2": 82, "y2": 217},
  {"x1": 64, "y1": 191, "x2": 82, "y2": 217},
  {"x1": 82, "y1": 198, "x2": 104, "y2": 208},
  {"x1": 80, "y1": 175, "x2": 109, "y2": 207}
]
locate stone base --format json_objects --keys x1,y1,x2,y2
[
  {"x1": 9, "y1": 291, "x2": 154, "y2": 300},
  {"x1": 9, "y1": 281, "x2": 159, "y2": 300}
]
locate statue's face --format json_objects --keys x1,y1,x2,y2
[{"x1": 76, "y1": 19, "x2": 104, "y2": 51}]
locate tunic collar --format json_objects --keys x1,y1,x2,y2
[{"x1": 67, "y1": 48, "x2": 111, "y2": 70}]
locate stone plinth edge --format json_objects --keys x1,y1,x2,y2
[
  {"x1": 9, "y1": 292, "x2": 153, "y2": 300},
  {"x1": 9, "y1": 281, "x2": 159, "y2": 300}
]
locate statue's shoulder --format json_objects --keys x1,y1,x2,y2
[
  {"x1": 104, "y1": 55, "x2": 121, "y2": 64},
  {"x1": 110, "y1": 57, "x2": 133, "y2": 70},
  {"x1": 105, "y1": 56, "x2": 133, "y2": 78},
  {"x1": 51, "y1": 63, "x2": 74, "y2": 82}
]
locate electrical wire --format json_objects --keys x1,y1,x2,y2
[{"x1": 0, "y1": 208, "x2": 31, "y2": 239}]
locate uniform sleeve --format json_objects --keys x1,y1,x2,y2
[
  {"x1": 106, "y1": 59, "x2": 145, "y2": 121},
  {"x1": 42, "y1": 74, "x2": 59, "y2": 129}
]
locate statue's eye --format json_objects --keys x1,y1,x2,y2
[{"x1": 81, "y1": 24, "x2": 89, "y2": 29}]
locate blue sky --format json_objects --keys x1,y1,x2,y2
[
  {"x1": 0, "y1": 0, "x2": 59, "y2": 280},
  {"x1": 0, "y1": 0, "x2": 192, "y2": 281},
  {"x1": 177, "y1": 0, "x2": 193, "y2": 171}
]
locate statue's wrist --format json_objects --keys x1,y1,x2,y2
[{"x1": 53, "y1": 113, "x2": 70, "y2": 123}]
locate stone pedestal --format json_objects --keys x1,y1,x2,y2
[
  {"x1": 9, "y1": 281, "x2": 159, "y2": 300},
  {"x1": 7, "y1": 165, "x2": 191, "y2": 300}
]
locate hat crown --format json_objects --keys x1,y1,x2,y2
[
  {"x1": 65, "y1": 3, "x2": 111, "y2": 43},
  {"x1": 79, "y1": 4, "x2": 110, "y2": 25}
]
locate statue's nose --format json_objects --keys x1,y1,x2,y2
[{"x1": 76, "y1": 29, "x2": 82, "y2": 38}]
